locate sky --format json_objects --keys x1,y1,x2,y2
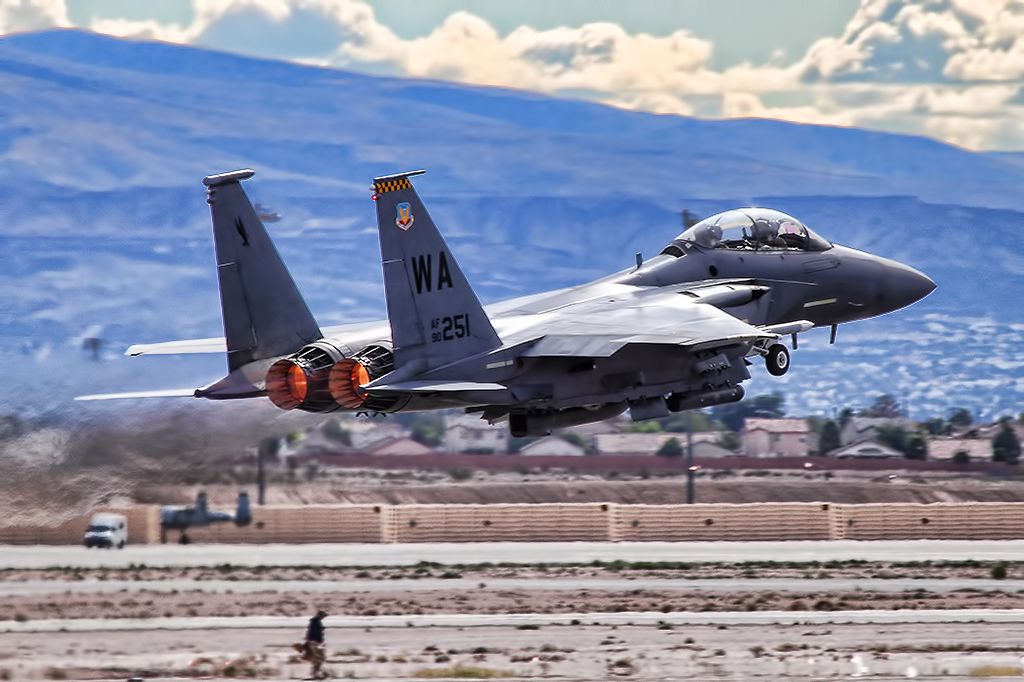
[{"x1": 3, "y1": 0, "x2": 1024, "y2": 150}]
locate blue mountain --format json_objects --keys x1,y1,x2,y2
[{"x1": 2, "y1": 29, "x2": 1022, "y2": 420}]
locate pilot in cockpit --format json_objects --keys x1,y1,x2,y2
[
  {"x1": 694, "y1": 222, "x2": 722, "y2": 248},
  {"x1": 752, "y1": 219, "x2": 781, "y2": 248}
]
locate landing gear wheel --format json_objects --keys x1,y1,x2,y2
[{"x1": 765, "y1": 344, "x2": 790, "y2": 376}]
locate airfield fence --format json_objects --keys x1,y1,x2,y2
[{"x1": 1, "y1": 502, "x2": 1023, "y2": 545}]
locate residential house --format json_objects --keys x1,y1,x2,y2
[
  {"x1": 829, "y1": 440, "x2": 903, "y2": 459},
  {"x1": 840, "y1": 417, "x2": 913, "y2": 446},
  {"x1": 443, "y1": 413, "x2": 508, "y2": 453},
  {"x1": 594, "y1": 431, "x2": 723, "y2": 456},
  {"x1": 742, "y1": 418, "x2": 811, "y2": 457},
  {"x1": 519, "y1": 436, "x2": 586, "y2": 456},
  {"x1": 926, "y1": 438, "x2": 991, "y2": 461},
  {"x1": 688, "y1": 441, "x2": 735, "y2": 458},
  {"x1": 344, "y1": 419, "x2": 412, "y2": 450},
  {"x1": 365, "y1": 437, "x2": 435, "y2": 456}
]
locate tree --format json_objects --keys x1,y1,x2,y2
[
  {"x1": 904, "y1": 431, "x2": 927, "y2": 460},
  {"x1": 875, "y1": 423, "x2": 909, "y2": 454},
  {"x1": 818, "y1": 420, "x2": 841, "y2": 455},
  {"x1": 948, "y1": 407, "x2": 973, "y2": 430},
  {"x1": 624, "y1": 420, "x2": 663, "y2": 433},
  {"x1": 661, "y1": 410, "x2": 716, "y2": 433},
  {"x1": 410, "y1": 415, "x2": 444, "y2": 447},
  {"x1": 838, "y1": 407, "x2": 855, "y2": 429},
  {"x1": 992, "y1": 420, "x2": 1021, "y2": 464},
  {"x1": 559, "y1": 432, "x2": 587, "y2": 450},
  {"x1": 656, "y1": 437, "x2": 684, "y2": 458},
  {"x1": 717, "y1": 430, "x2": 740, "y2": 453},
  {"x1": 922, "y1": 417, "x2": 950, "y2": 436},
  {"x1": 712, "y1": 392, "x2": 786, "y2": 432},
  {"x1": 322, "y1": 419, "x2": 351, "y2": 445},
  {"x1": 952, "y1": 450, "x2": 970, "y2": 465},
  {"x1": 860, "y1": 394, "x2": 905, "y2": 418}
]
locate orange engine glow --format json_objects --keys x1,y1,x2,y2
[
  {"x1": 329, "y1": 358, "x2": 371, "y2": 408},
  {"x1": 286, "y1": 364, "x2": 308, "y2": 403},
  {"x1": 266, "y1": 359, "x2": 310, "y2": 410}
]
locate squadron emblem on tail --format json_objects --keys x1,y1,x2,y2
[{"x1": 395, "y1": 201, "x2": 414, "y2": 230}]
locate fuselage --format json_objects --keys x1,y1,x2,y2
[{"x1": 215, "y1": 206, "x2": 935, "y2": 433}]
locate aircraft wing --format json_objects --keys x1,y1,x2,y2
[
  {"x1": 511, "y1": 290, "x2": 774, "y2": 358},
  {"x1": 75, "y1": 388, "x2": 198, "y2": 401},
  {"x1": 126, "y1": 338, "x2": 226, "y2": 356},
  {"x1": 123, "y1": 321, "x2": 388, "y2": 358}
]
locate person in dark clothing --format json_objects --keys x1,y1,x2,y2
[{"x1": 304, "y1": 609, "x2": 328, "y2": 679}]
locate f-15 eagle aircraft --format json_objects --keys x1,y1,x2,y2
[{"x1": 80, "y1": 169, "x2": 935, "y2": 436}]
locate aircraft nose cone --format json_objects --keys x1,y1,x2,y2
[{"x1": 883, "y1": 261, "x2": 936, "y2": 311}]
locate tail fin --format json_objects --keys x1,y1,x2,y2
[
  {"x1": 195, "y1": 491, "x2": 209, "y2": 516},
  {"x1": 372, "y1": 171, "x2": 501, "y2": 371},
  {"x1": 234, "y1": 491, "x2": 252, "y2": 527},
  {"x1": 204, "y1": 170, "x2": 321, "y2": 371}
]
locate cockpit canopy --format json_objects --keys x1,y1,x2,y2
[{"x1": 666, "y1": 209, "x2": 832, "y2": 254}]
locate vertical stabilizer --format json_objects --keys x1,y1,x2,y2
[
  {"x1": 372, "y1": 171, "x2": 501, "y2": 371},
  {"x1": 204, "y1": 170, "x2": 321, "y2": 371},
  {"x1": 234, "y1": 491, "x2": 252, "y2": 527}
]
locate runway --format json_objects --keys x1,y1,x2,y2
[
  {"x1": 4, "y1": 539, "x2": 1023, "y2": 569},
  {"x1": 3, "y1": 608, "x2": 1023, "y2": 634},
  {"x1": 2, "y1": 577, "x2": 1020, "y2": 596}
]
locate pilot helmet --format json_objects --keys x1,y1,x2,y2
[{"x1": 697, "y1": 223, "x2": 722, "y2": 248}]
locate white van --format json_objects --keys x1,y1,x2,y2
[{"x1": 82, "y1": 513, "x2": 127, "y2": 549}]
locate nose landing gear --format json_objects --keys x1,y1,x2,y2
[{"x1": 765, "y1": 344, "x2": 790, "y2": 376}]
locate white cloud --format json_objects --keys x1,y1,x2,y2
[
  {"x1": 7, "y1": 0, "x2": 1024, "y2": 149},
  {"x1": 0, "y1": 0, "x2": 69, "y2": 33}
]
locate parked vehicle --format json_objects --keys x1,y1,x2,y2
[{"x1": 83, "y1": 513, "x2": 127, "y2": 549}]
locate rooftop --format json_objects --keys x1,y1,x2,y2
[{"x1": 743, "y1": 418, "x2": 809, "y2": 434}]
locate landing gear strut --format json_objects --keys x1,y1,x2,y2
[{"x1": 765, "y1": 344, "x2": 790, "y2": 376}]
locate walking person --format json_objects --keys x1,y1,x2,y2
[{"x1": 304, "y1": 608, "x2": 328, "y2": 680}]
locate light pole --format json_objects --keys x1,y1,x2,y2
[{"x1": 686, "y1": 412, "x2": 695, "y2": 504}]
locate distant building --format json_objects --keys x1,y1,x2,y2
[
  {"x1": 344, "y1": 419, "x2": 411, "y2": 450},
  {"x1": 742, "y1": 418, "x2": 811, "y2": 457},
  {"x1": 519, "y1": 436, "x2": 586, "y2": 456},
  {"x1": 829, "y1": 440, "x2": 903, "y2": 459},
  {"x1": 560, "y1": 415, "x2": 626, "y2": 441},
  {"x1": 443, "y1": 413, "x2": 508, "y2": 453},
  {"x1": 688, "y1": 441, "x2": 735, "y2": 459},
  {"x1": 594, "y1": 431, "x2": 723, "y2": 456},
  {"x1": 840, "y1": 417, "x2": 913, "y2": 446},
  {"x1": 276, "y1": 430, "x2": 353, "y2": 459},
  {"x1": 365, "y1": 437, "x2": 435, "y2": 456},
  {"x1": 975, "y1": 421, "x2": 1024, "y2": 443},
  {"x1": 926, "y1": 438, "x2": 991, "y2": 461}
]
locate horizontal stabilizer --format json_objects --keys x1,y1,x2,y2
[
  {"x1": 126, "y1": 338, "x2": 226, "y2": 356},
  {"x1": 365, "y1": 380, "x2": 508, "y2": 395},
  {"x1": 74, "y1": 388, "x2": 198, "y2": 401}
]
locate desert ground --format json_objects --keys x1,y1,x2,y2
[{"x1": 2, "y1": 552, "x2": 1022, "y2": 680}]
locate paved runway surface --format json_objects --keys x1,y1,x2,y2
[
  {"x1": 3, "y1": 539, "x2": 1023, "y2": 568},
  {"x1": 2, "y1": 577, "x2": 1020, "y2": 596},
  {"x1": 3, "y1": 608, "x2": 1022, "y2": 634}
]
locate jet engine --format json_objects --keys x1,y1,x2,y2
[
  {"x1": 265, "y1": 341, "x2": 350, "y2": 412},
  {"x1": 328, "y1": 342, "x2": 407, "y2": 413}
]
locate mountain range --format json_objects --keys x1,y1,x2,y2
[{"x1": 1, "y1": 29, "x2": 1022, "y2": 421}]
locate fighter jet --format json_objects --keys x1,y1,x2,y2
[
  {"x1": 159, "y1": 491, "x2": 252, "y2": 544},
  {"x1": 80, "y1": 169, "x2": 935, "y2": 436}
]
